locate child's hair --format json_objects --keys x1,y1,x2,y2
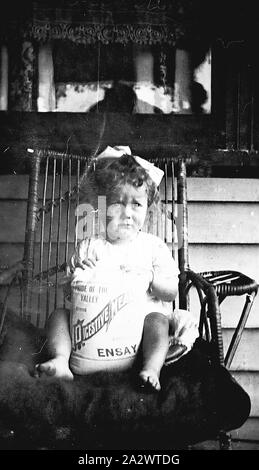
[{"x1": 80, "y1": 154, "x2": 159, "y2": 207}]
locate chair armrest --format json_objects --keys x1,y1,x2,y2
[
  {"x1": 198, "y1": 270, "x2": 258, "y2": 297},
  {"x1": 181, "y1": 269, "x2": 225, "y2": 366}
]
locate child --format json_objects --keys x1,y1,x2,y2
[{"x1": 35, "y1": 146, "x2": 191, "y2": 391}]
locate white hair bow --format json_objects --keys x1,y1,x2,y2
[{"x1": 95, "y1": 146, "x2": 164, "y2": 187}]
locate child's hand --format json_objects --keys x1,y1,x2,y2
[
  {"x1": 75, "y1": 258, "x2": 96, "y2": 270},
  {"x1": 82, "y1": 258, "x2": 97, "y2": 269}
]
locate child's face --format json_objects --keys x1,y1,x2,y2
[{"x1": 106, "y1": 183, "x2": 148, "y2": 243}]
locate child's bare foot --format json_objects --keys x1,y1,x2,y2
[
  {"x1": 139, "y1": 369, "x2": 161, "y2": 392},
  {"x1": 34, "y1": 356, "x2": 73, "y2": 381}
]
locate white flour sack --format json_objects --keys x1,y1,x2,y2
[{"x1": 69, "y1": 264, "x2": 149, "y2": 374}]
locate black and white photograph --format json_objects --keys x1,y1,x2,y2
[{"x1": 0, "y1": 0, "x2": 258, "y2": 461}]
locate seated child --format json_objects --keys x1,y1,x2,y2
[{"x1": 35, "y1": 146, "x2": 197, "y2": 391}]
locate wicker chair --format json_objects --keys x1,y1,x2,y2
[{"x1": 0, "y1": 148, "x2": 257, "y2": 451}]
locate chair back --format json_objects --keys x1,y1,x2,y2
[{"x1": 22, "y1": 149, "x2": 190, "y2": 327}]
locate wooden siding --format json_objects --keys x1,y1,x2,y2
[
  {"x1": 189, "y1": 202, "x2": 259, "y2": 244},
  {"x1": 187, "y1": 178, "x2": 259, "y2": 442}
]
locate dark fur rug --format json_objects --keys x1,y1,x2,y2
[{"x1": 0, "y1": 311, "x2": 251, "y2": 450}]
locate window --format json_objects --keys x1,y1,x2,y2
[{"x1": 36, "y1": 42, "x2": 211, "y2": 114}]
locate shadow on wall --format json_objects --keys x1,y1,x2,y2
[{"x1": 88, "y1": 82, "x2": 164, "y2": 114}]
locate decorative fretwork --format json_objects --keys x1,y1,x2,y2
[
  {"x1": 8, "y1": 41, "x2": 36, "y2": 111},
  {"x1": 28, "y1": 22, "x2": 177, "y2": 46},
  {"x1": 0, "y1": 0, "x2": 212, "y2": 47}
]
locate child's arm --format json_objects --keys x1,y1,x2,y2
[
  {"x1": 69, "y1": 238, "x2": 99, "y2": 272},
  {"x1": 150, "y1": 270, "x2": 178, "y2": 302},
  {"x1": 149, "y1": 237, "x2": 179, "y2": 302}
]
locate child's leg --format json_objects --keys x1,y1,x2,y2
[
  {"x1": 34, "y1": 308, "x2": 73, "y2": 380},
  {"x1": 139, "y1": 312, "x2": 169, "y2": 391}
]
